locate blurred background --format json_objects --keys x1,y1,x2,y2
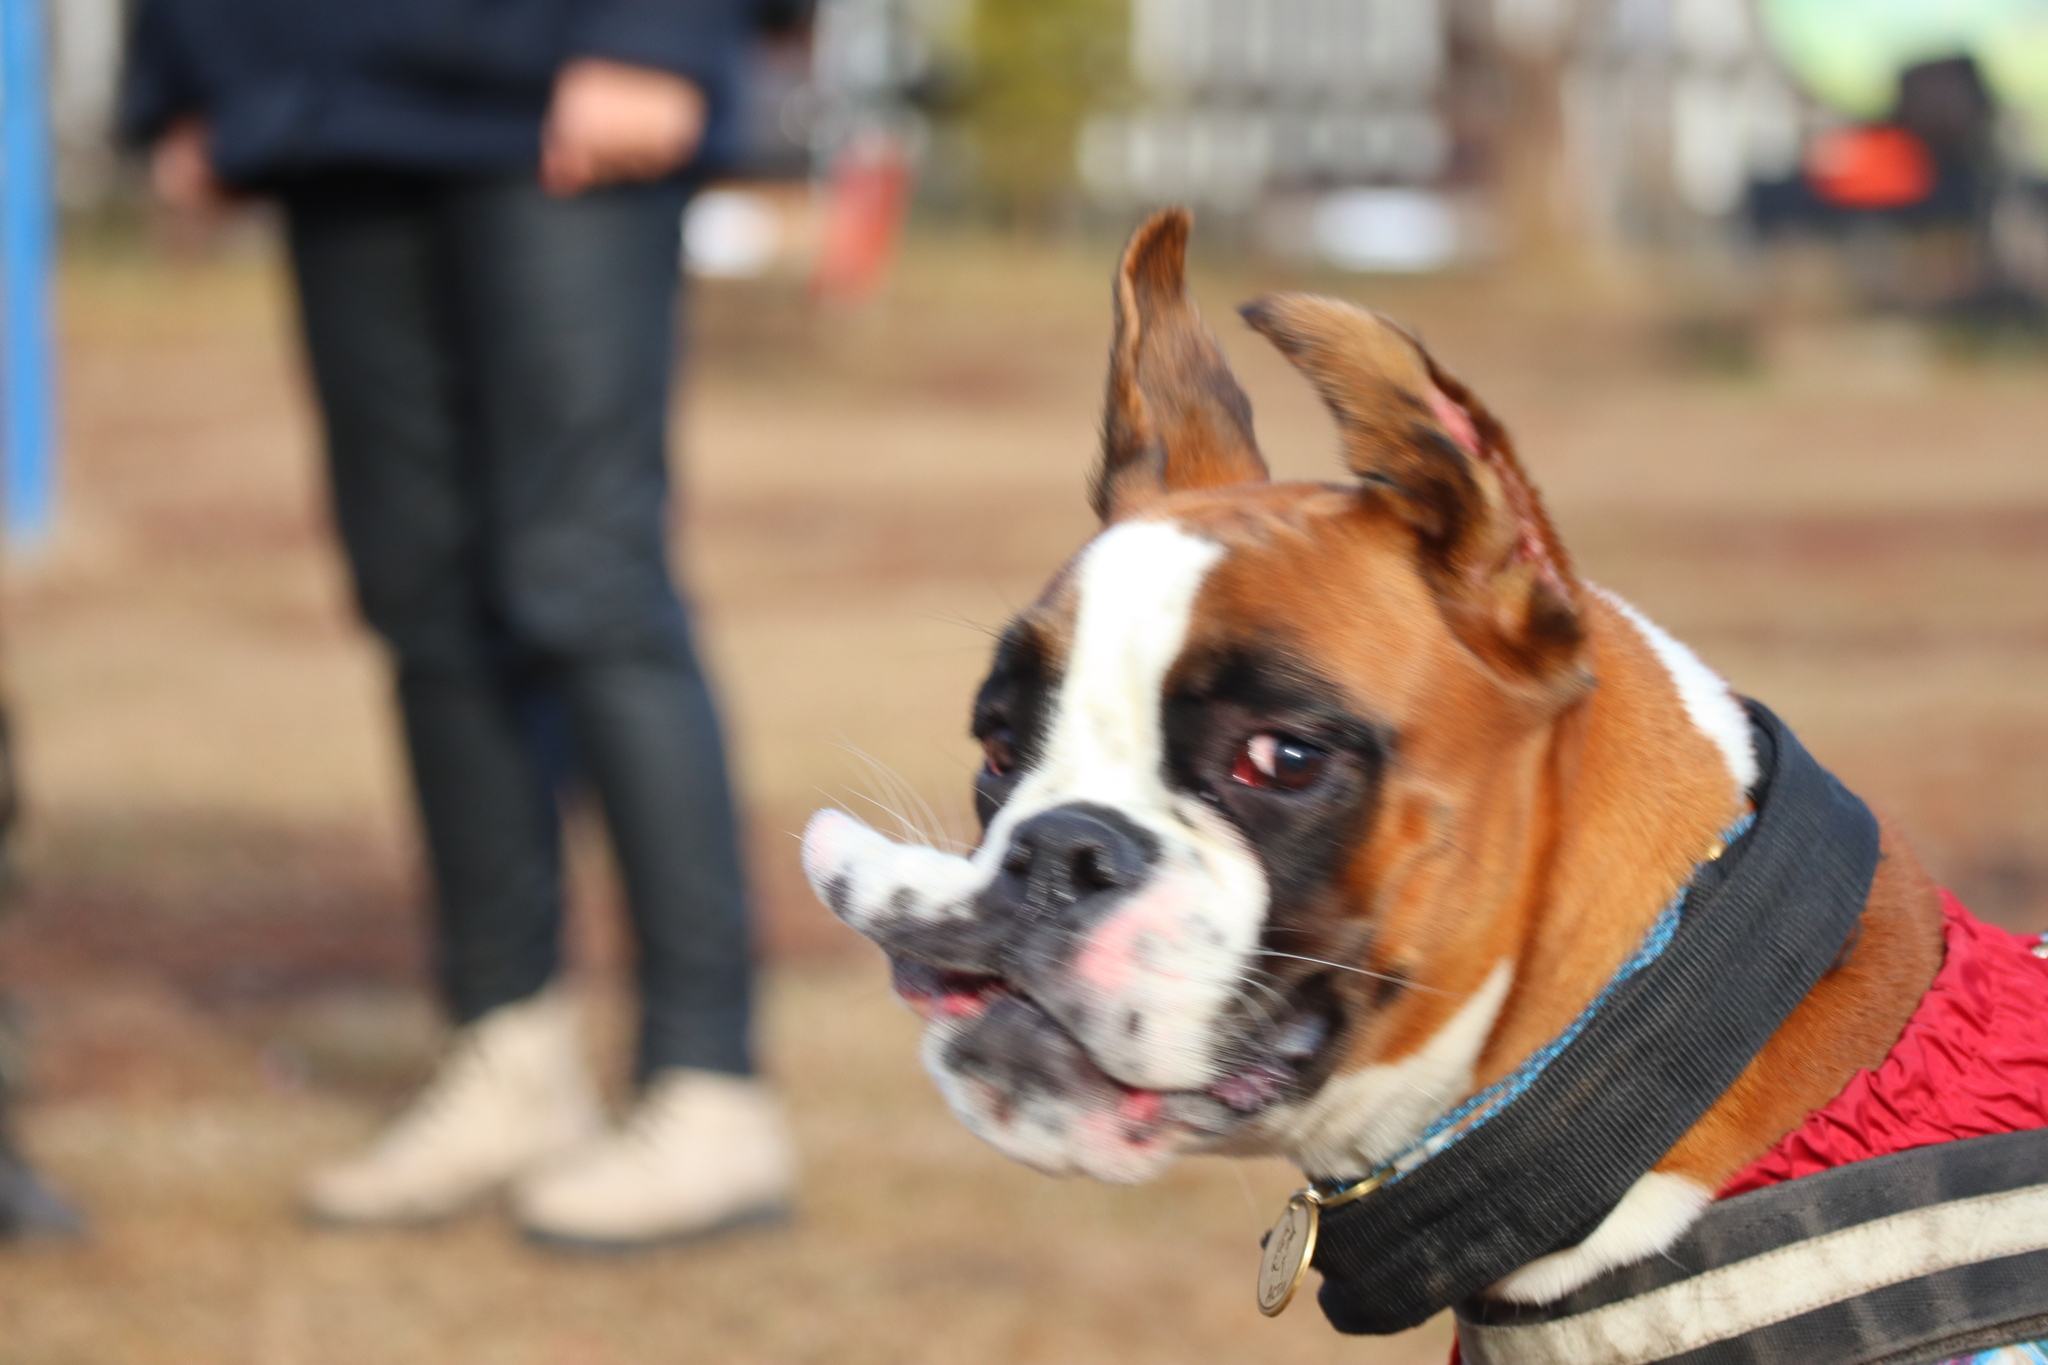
[{"x1": 2, "y1": 0, "x2": 2047, "y2": 1360}]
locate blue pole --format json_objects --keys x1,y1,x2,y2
[{"x1": 0, "y1": 0, "x2": 53, "y2": 552}]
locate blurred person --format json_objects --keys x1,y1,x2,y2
[
  {"x1": 119, "y1": 0, "x2": 794, "y2": 1248},
  {"x1": 0, "y1": 1122, "x2": 79, "y2": 1240},
  {"x1": 0, "y1": 707, "x2": 85, "y2": 1241}
]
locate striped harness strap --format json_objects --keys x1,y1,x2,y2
[{"x1": 1457, "y1": 1129, "x2": 2048, "y2": 1365}]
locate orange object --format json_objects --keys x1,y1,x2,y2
[
  {"x1": 812, "y1": 129, "x2": 914, "y2": 306},
  {"x1": 1804, "y1": 125, "x2": 1936, "y2": 210}
]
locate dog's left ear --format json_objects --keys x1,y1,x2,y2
[
  {"x1": 1093, "y1": 208, "x2": 1269, "y2": 521},
  {"x1": 1242, "y1": 293, "x2": 1586, "y2": 695}
]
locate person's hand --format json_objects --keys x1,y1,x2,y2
[
  {"x1": 150, "y1": 118, "x2": 230, "y2": 213},
  {"x1": 541, "y1": 59, "x2": 707, "y2": 197}
]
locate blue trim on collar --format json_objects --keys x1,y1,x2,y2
[{"x1": 1316, "y1": 811, "x2": 1758, "y2": 1200}]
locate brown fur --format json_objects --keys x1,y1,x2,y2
[
  {"x1": 1094, "y1": 210, "x2": 1269, "y2": 521},
  {"x1": 1241, "y1": 294, "x2": 1585, "y2": 691},
  {"x1": 1074, "y1": 212, "x2": 1947, "y2": 1207}
]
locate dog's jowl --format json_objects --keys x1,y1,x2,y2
[{"x1": 802, "y1": 208, "x2": 2048, "y2": 1365}]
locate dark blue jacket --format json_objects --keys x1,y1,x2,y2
[{"x1": 119, "y1": 0, "x2": 749, "y2": 187}]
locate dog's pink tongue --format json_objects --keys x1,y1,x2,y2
[
  {"x1": 1210, "y1": 1062, "x2": 1292, "y2": 1113},
  {"x1": 1116, "y1": 1088, "x2": 1165, "y2": 1127},
  {"x1": 936, "y1": 987, "x2": 990, "y2": 1018}
]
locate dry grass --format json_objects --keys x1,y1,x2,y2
[
  {"x1": 0, "y1": 227, "x2": 2043, "y2": 1363},
  {"x1": 2, "y1": 968, "x2": 1458, "y2": 1365}
]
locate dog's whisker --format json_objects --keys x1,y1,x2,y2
[
  {"x1": 891, "y1": 766, "x2": 959, "y2": 853},
  {"x1": 865, "y1": 761, "x2": 940, "y2": 849},
  {"x1": 1230, "y1": 973, "x2": 1291, "y2": 1031},
  {"x1": 807, "y1": 787, "x2": 872, "y2": 831},
  {"x1": 1252, "y1": 950, "x2": 1450, "y2": 996},
  {"x1": 832, "y1": 741, "x2": 972, "y2": 855},
  {"x1": 832, "y1": 741, "x2": 923, "y2": 832},
  {"x1": 915, "y1": 608, "x2": 1006, "y2": 643},
  {"x1": 844, "y1": 788, "x2": 938, "y2": 849}
]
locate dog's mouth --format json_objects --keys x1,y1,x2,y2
[{"x1": 890, "y1": 956, "x2": 1343, "y2": 1141}]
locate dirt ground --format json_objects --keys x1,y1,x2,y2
[{"x1": 0, "y1": 226, "x2": 2044, "y2": 1364}]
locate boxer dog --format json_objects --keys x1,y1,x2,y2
[{"x1": 802, "y1": 209, "x2": 2048, "y2": 1365}]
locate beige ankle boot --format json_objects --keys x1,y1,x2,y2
[
  {"x1": 303, "y1": 990, "x2": 602, "y2": 1225},
  {"x1": 512, "y1": 1069, "x2": 795, "y2": 1249}
]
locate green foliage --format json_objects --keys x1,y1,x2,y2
[{"x1": 961, "y1": 0, "x2": 1128, "y2": 221}]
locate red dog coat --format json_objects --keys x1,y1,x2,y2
[
  {"x1": 1449, "y1": 892, "x2": 2048, "y2": 1365},
  {"x1": 1722, "y1": 892, "x2": 2048, "y2": 1196}
]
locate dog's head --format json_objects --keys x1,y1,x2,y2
[{"x1": 803, "y1": 209, "x2": 1591, "y2": 1183}]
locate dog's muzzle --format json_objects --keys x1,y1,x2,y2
[{"x1": 803, "y1": 802, "x2": 1337, "y2": 1182}]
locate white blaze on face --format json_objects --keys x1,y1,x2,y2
[
  {"x1": 803, "y1": 518, "x2": 1272, "y2": 1098},
  {"x1": 981, "y1": 521, "x2": 1266, "y2": 1090},
  {"x1": 997, "y1": 521, "x2": 1224, "y2": 816}
]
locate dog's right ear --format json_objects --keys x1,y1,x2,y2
[{"x1": 1092, "y1": 209, "x2": 1269, "y2": 522}]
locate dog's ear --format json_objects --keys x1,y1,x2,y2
[
  {"x1": 1093, "y1": 209, "x2": 1269, "y2": 522},
  {"x1": 1241, "y1": 293, "x2": 1586, "y2": 694}
]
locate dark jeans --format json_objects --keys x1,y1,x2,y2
[{"x1": 282, "y1": 169, "x2": 753, "y2": 1079}]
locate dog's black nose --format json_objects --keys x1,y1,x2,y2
[{"x1": 1000, "y1": 804, "x2": 1156, "y2": 913}]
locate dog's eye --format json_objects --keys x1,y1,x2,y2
[
  {"x1": 1231, "y1": 733, "x2": 1327, "y2": 792},
  {"x1": 981, "y1": 727, "x2": 1017, "y2": 777}
]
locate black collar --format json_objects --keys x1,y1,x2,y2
[{"x1": 1309, "y1": 700, "x2": 1879, "y2": 1335}]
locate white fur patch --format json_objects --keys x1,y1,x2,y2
[
  {"x1": 986, "y1": 520, "x2": 1225, "y2": 829},
  {"x1": 1594, "y1": 587, "x2": 1758, "y2": 794},
  {"x1": 915, "y1": 1018, "x2": 1179, "y2": 1184},
  {"x1": 973, "y1": 520, "x2": 1265, "y2": 1090},
  {"x1": 1462, "y1": 1183, "x2": 2048, "y2": 1365},
  {"x1": 802, "y1": 519, "x2": 1235, "y2": 948},
  {"x1": 801, "y1": 807, "x2": 984, "y2": 936},
  {"x1": 1490, "y1": 1171, "x2": 1713, "y2": 1304},
  {"x1": 1229, "y1": 960, "x2": 1516, "y2": 1177},
  {"x1": 802, "y1": 518, "x2": 1271, "y2": 1121}
]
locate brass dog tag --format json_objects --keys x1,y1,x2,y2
[
  {"x1": 1257, "y1": 1192, "x2": 1319, "y2": 1316},
  {"x1": 1257, "y1": 1171, "x2": 1388, "y2": 1318}
]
